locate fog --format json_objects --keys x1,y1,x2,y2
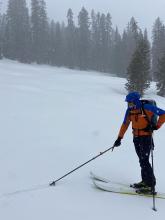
[{"x1": 1, "y1": 0, "x2": 165, "y2": 34}]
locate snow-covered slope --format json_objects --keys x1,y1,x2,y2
[{"x1": 0, "y1": 59, "x2": 165, "y2": 219}]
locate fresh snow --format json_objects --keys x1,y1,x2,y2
[{"x1": 0, "y1": 59, "x2": 165, "y2": 219}]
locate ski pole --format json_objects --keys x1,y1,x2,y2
[
  {"x1": 150, "y1": 135, "x2": 157, "y2": 211},
  {"x1": 49, "y1": 145, "x2": 114, "y2": 186},
  {"x1": 141, "y1": 107, "x2": 157, "y2": 211}
]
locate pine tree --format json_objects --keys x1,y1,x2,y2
[
  {"x1": 110, "y1": 27, "x2": 123, "y2": 74},
  {"x1": 125, "y1": 30, "x2": 151, "y2": 96},
  {"x1": 0, "y1": 7, "x2": 2, "y2": 59},
  {"x1": 66, "y1": 8, "x2": 76, "y2": 68},
  {"x1": 156, "y1": 53, "x2": 165, "y2": 96},
  {"x1": 4, "y1": 0, "x2": 31, "y2": 62},
  {"x1": 31, "y1": 0, "x2": 40, "y2": 62},
  {"x1": 152, "y1": 17, "x2": 165, "y2": 79},
  {"x1": 49, "y1": 19, "x2": 56, "y2": 65},
  {"x1": 77, "y1": 7, "x2": 90, "y2": 70},
  {"x1": 122, "y1": 17, "x2": 141, "y2": 74},
  {"x1": 99, "y1": 13, "x2": 107, "y2": 71},
  {"x1": 0, "y1": 14, "x2": 7, "y2": 59},
  {"x1": 39, "y1": 0, "x2": 49, "y2": 62},
  {"x1": 31, "y1": 0, "x2": 49, "y2": 63},
  {"x1": 105, "y1": 13, "x2": 112, "y2": 72},
  {"x1": 54, "y1": 22, "x2": 64, "y2": 66},
  {"x1": 98, "y1": 13, "x2": 112, "y2": 72},
  {"x1": 90, "y1": 10, "x2": 100, "y2": 70}
]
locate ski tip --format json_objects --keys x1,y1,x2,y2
[{"x1": 90, "y1": 171, "x2": 97, "y2": 179}]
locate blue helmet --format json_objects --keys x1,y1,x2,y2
[{"x1": 125, "y1": 92, "x2": 141, "y2": 103}]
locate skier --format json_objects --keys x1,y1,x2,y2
[{"x1": 113, "y1": 92, "x2": 165, "y2": 193}]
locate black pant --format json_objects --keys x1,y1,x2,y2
[{"x1": 133, "y1": 136, "x2": 156, "y2": 187}]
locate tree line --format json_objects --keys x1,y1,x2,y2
[{"x1": 0, "y1": 0, "x2": 165, "y2": 96}]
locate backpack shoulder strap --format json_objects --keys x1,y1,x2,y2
[{"x1": 141, "y1": 102, "x2": 151, "y2": 125}]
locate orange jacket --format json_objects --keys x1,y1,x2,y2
[{"x1": 118, "y1": 107, "x2": 165, "y2": 138}]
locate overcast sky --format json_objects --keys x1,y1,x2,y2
[{"x1": 1, "y1": 0, "x2": 165, "y2": 36}]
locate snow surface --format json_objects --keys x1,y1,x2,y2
[{"x1": 0, "y1": 59, "x2": 165, "y2": 219}]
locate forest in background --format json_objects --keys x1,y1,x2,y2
[{"x1": 0, "y1": 0, "x2": 165, "y2": 95}]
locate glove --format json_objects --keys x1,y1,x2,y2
[
  {"x1": 114, "y1": 137, "x2": 122, "y2": 147},
  {"x1": 112, "y1": 137, "x2": 122, "y2": 152}
]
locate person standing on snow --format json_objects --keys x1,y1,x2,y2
[{"x1": 113, "y1": 92, "x2": 165, "y2": 194}]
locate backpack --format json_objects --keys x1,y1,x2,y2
[{"x1": 140, "y1": 99, "x2": 158, "y2": 127}]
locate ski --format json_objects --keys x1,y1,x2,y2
[
  {"x1": 90, "y1": 171, "x2": 130, "y2": 187},
  {"x1": 90, "y1": 171, "x2": 109, "y2": 183},
  {"x1": 92, "y1": 179, "x2": 165, "y2": 199}
]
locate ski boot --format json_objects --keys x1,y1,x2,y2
[
  {"x1": 130, "y1": 181, "x2": 146, "y2": 189},
  {"x1": 135, "y1": 186, "x2": 157, "y2": 195}
]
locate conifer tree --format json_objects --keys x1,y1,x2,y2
[
  {"x1": 111, "y1": 27, "x2": 123, "y2": 74},
  {"x1": 31, "y1": 0, "x2": 49, "y2": 63},
  {"x1": 0, "y1": 14, "x2": 7, "y2": 59},
  {"x1": 53, "y1": 22, "x2": 64, "y2": 66},
  {"x1": 66, "y1": 8, "x2": 76, "y2": 68},
  {"x1": 48, "y1": 19, "x2": 56, "y2": 65},
  {"x1": 4, "y1": 0, "x2": 31, "y2": 62},
  {"x1": 99, "y1": 13, "x2": 107, "y2": 71},
  {"x1": 98, "y1": 13, "x2": 112, "y2": 72},
  {"x1": 0, "y1": 8, "x2": 2, "y2": 59},
  {"x1": 156, "y1": 53, "x2": 165, "y2": 96},
  {"x1": 77, "y1": 7, "x2": 90, "y2": 70},
  {"x1": 152, "y1": 17, "x2": 165, "y2": 79},
  {"x1": 90, "y1": 10, "x2": 100, "y2": 70},
  {"x1": 105, "y1": 13, "x2": 112, "y2": 72},
  {"x1": 122, "y1": 17, "x2": 140, "y2": 74},
  {"x1": 125, "y1": 30, "x2": 151, "y2": 95}
]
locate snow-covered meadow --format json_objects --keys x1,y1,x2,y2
[{"x1": 0, "y1": 60, "x2": 165, "y2": 219}]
